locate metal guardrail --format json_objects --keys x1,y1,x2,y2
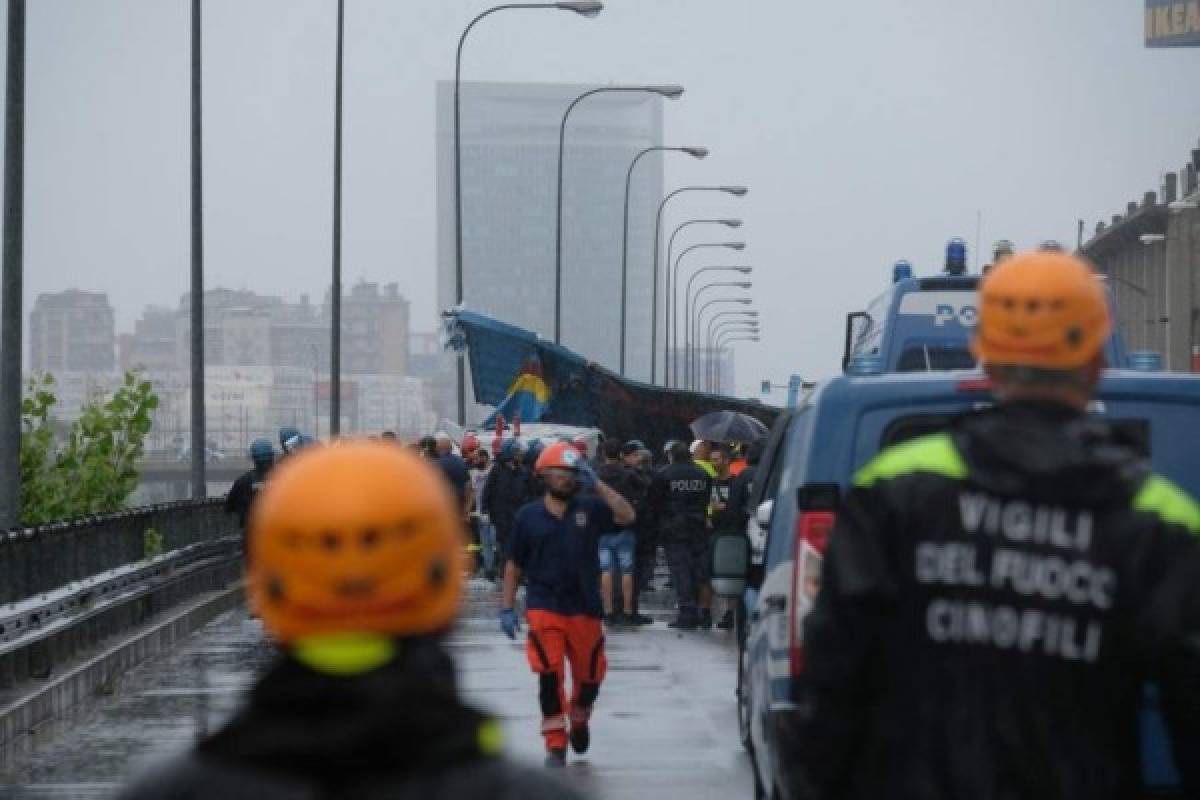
[
  {"x1": 0, "y1": 500, "x2": 229, "y2": 606},
  {"x1": 0, "y1": 500, "x2": 243, "y2": 697}
]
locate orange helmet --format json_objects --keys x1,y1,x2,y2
[
  {"x1": 535, "y1": 440, "x2": 585, "y2": 473},
  {"x1": 971, "y1": 250, "x2": 1111, "y2": 370},
  {"x1": 247, "y1": 441, "x2": 464, "y2": 644},
  {"x1": 461, "y1": 433, "x2": 480, "y2": 455}
]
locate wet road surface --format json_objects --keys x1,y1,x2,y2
[{"x1": 0, "y1": 582, "x2": 754, "y2": 799}]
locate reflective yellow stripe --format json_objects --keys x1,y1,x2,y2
[
  {"x1": 292, "y1": 633, "x2": 397, "y2": 676},
  {"x1": 1133, "y1": 475, "x2": 1200, "y2": 535},
  {"x1": 477, "y1": 719, "x2": 505, "y2": 755},
  {"x1": 854, "y1": 432, "x2": 968, "y2": 488}
]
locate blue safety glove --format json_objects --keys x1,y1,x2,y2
[
  {"x1": 500, "y1": 608, "x2": 521, "y2": 640},
  {"x1": 577, "y1": 461, "x2": 597, "y2": 490}
]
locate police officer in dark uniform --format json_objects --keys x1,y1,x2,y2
[
  {"x1": 646, "y1": 441, "x2": 712, "y2": 630},
  {"x1": 787, "y1": 251, "x2": 1200, "y2": 800},
  {"x1": 481, "y1": 439, "x2": 528, "y2": 576}
]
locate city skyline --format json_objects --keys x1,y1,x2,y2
[{"x1": 9, "y1": 1, "x2": 1199, "y2": 398}]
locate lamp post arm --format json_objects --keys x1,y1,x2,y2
[
  {"x1": 712, "y1": 334, "x2": 758, "y2": 392},
  {"x1": 456, "y1": 3, "x2": 559, "y2": 300},
  {"x1": 622, "y1": 146, "x2": 679, "y2": 376},
  {"x1": 712, "y1": 321, "x2": 757, "y2": 384},
  {"x1": 457, "y1": 2, "x2": 574, "y2": 423},
  {"x1": 676, "y1": 244, "x2": 710, "y2": 387},
  {"x1": 555, "y1": 87, "x2": 614, "y2": 344},
  {"x1": 654, "y1": 186, "x2": 692, "y2": 385},
  {"x1": 666, "y1": 220, "x2": 705, "y2": 385},
  {"x1": 558, "y1": 87, "x2": 679, "y2": 345},
  {"x1": 693, "y1": 295, "x2": 745, "y2": 389},
  {"x1": 688, "y1": 286, "x2": 729, "y2": 390}
]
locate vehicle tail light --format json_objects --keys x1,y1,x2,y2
[
  {"x1": 789, "y1": 510, "x2": 835, "y2": 676},
  {"x1": 955, "y1": 377, "x2": 993, "y2": 393}
]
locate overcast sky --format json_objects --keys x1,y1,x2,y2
[{"x1": 6, "y1": 0, "x2": 1200, "y2": 397}]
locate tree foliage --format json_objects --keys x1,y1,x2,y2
[{"x1": 19, "y1": 372, "x2": 159, "y2": 525}]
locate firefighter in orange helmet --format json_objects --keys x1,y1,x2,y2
[
  {"x1": 786, "y1": 251, "x2": 1200, "y2": 800},
  {"x1": 122, "y1": 442, "x2": 586, "y2": 799},
  {"x1": 501, "y1": 441, "x2": 636, "y2": 767}
]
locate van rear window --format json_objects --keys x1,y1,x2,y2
[{"x1": 895, "y1": 345, "x2": 976, "y2": 372}]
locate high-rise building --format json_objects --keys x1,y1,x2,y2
[
  {"x1": 436, "y1": 81, "x2": 665, "y2": 406},
  {"x1": 122, "y1": 306, "x2": 178, "y2": 373},
  {"x1": 335, "y1": 281, "x2": 410, "y2": 376},
  {"x1": 29, "y1": 290, "x2": 116, "y2": 373},
  {"x1": 269, "y1": 294, "x2": 328, "y2": 371}
]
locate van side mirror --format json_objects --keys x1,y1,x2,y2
[
  {"x1": 711, "y1": 533, "x2": 750, "y2": 598},
  {"x1": 755, "y1": 499, "x2": 774, "y2": 527}
]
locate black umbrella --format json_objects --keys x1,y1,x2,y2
[{"x1": 689, "y1": 410, "x2": 768, "y2": 443}]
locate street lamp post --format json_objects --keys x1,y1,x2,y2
[
  {"x1": 651, "y1": 187, "x2": 747, "y2": 384},
  {"x1": 663, "y1": 219, "x2": 740, "y2": 384},
  {"x1": 705, "y1": 310, "x2": 758, "y2": 371},
  {"x1": 619, "y1": 145, "x2": 708, "y2": 376},
  {"x1": 453, "y1": 1, "x2": 602, "y2": 425},
  {"x1": 709, "y1": 319, "x2": 759, "y2": 390},
  {"x1": 681, "y1": 264, "x2": 751, "y2": 385},
  {"x1": 690, "y1": 286, "x2": 751, "y2": 390},
  {"x1": 555, "y1": 84, "x2": 685, "y2": 345},
  {"x1": 0, "y1": 0, "x2": 24, "y2": 524},
  {"x1": 188, "y1": 0, "x2": 206, "y2": 496},
  {"x1": 712, "y1": 333, "x2": 760, "y2": 393},
  {"x1": 675, "y1": 247, "x2": 745, "y2": 385},
  {"x1": 330, "y1": 0, "x2": 344, "y2": 437}
]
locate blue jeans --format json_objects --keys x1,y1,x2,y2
[
  {"x1": 479, "y1": 521, "x2": 497, "y2": 573},
  {"x1": 598, "y1": 530, "x2": 636, "y2": 576}
]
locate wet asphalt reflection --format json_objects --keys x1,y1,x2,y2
[{"x1": 0, "y1": 580, "x2": 754, "y2": 799}]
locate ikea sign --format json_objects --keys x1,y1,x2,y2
[{"x1": 1146, "y1": 0, "x2": 1200, "y2": 47}]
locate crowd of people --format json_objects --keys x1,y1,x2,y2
[
  {"x1": 224, "y1": 423, "x2": 759, "y2": 636},
  {"x1": 219, "y1": 421, "x2": 762, "y2": 769},
  {"x1": 449, "y1": 430, "x2": 761, "y2": 632}
]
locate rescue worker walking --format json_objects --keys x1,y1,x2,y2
[
  {"x1": 646, "y1": 441, "x2": 713, "y2": 630},
  {"x1": 121, "y1": 441, "x2": 586, "y2": 799},
  {"x1": 501, "y1": 442, "x2": 636, "y2": 767},
  {"x1": 787, "y1": 251, "x2": 1200, "y2": 800}
]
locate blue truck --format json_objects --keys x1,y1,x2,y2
[{"x1": 725, "y1": 366, "x2": 1196, "y2": 799}]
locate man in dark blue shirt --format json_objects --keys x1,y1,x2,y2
[{"x1": 501, "y1": 441, "x2": 635, "y2": 767}]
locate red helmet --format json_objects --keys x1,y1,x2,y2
[
  {"x1": 535, "y1": 441, "x2": 584, "y2": 473},
  {"x1": 461, "y1": 434, "x2": 480, "y2": 455}
]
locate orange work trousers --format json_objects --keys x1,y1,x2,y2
[{"x1": 525, "y1": 609, "x2": 607, "y2": 751}]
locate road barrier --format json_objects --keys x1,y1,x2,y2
[
  {"x1": 0, "y1": 500, "x2": 243, "y2": 744},
  {"x1": 0, "y1": 500, "x2": 231, "y2": 605}
]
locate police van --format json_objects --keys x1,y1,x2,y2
[
  {"x1": 843, "y1": 265, "x2": 1130, "y2": 373},
  {"x1": 718, "y1": 366, "x2": 1199, "y2": 799}
]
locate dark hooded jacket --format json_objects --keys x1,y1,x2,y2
[
  {"x1": 118, "y1": 639, "x2": 586, "y2": 800},
  {"x1": 482, "y1": 458, "x2": 532, "y2": 547},
  {"x1": 727, "y1": 440, "x2": 764, "y2": 532},
  {"x1": 786, "y1": 400, "x2": 1200, "y2": 800}
]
